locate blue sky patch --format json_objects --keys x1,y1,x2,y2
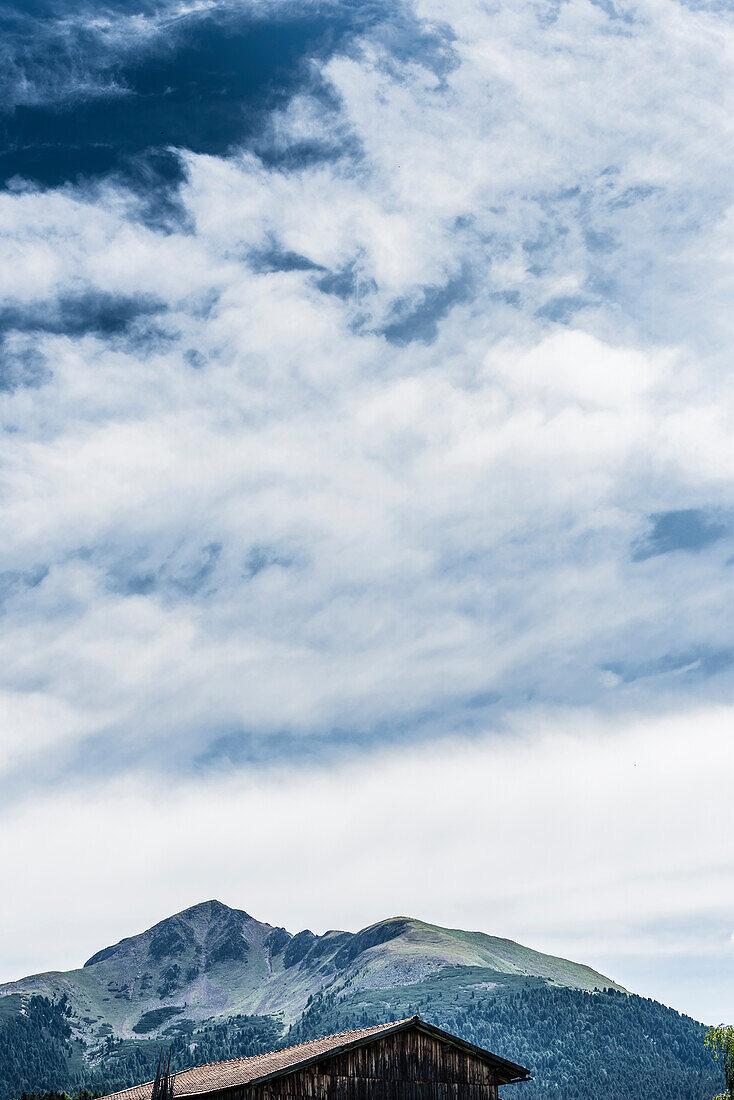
[
  {"x1": 0, "y1": 1, "x2": 381, "y2": 189},
  {"x1": 632, "y1": 509, "x2": 729, "y2": 561}
]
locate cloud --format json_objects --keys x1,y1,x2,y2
[
  {"x1": 0, "y1": 0, "x2": 734, "y2": 790},
  {"x1": 1, "y1": 0, "x2": 734, "y2": 1019}
]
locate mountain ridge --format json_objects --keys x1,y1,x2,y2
[
  {"x1": 1, "y1": 900, "x2": 624, "y2": 1040},
  {"x1": 0, "y1": 901, "x2": 722, "y2": 1100}
]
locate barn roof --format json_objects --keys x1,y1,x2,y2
[{"x1": 101, "y1": 1016, "x2": 531, "y2": 1100}]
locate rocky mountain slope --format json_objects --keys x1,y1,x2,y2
[
  {"x1": 0, "y1": 901, "x2": 722, "y2": 1100},
  {"x1": 0, "y1": 900, "x2": 623, "y2": 1041}
]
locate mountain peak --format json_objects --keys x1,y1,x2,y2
[
  {"x1": 176, "y1": 899, "x2": 251, "y2": 920},
  {"x1": 82, "y1": 901, "x2": 257, "y2": 968}
]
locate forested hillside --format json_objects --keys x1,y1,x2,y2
[
  {"x1": 288, "y1": 984, "x2": 723, "y2": 1100},
  {"x1": 0, "y1": 985, "x2": 723, "y2": 1100}
]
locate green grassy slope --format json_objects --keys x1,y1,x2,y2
[{"x1": 339, "y1": 918, "x2": 625, "y2": 993}]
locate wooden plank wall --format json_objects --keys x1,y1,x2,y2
[{"x1": 208, "y1": 1031, "x2": 499, "y2": 1100}]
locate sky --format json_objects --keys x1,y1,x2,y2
[{"x1": 0, "y1": 0, "x2": 734, "y2": 1026}]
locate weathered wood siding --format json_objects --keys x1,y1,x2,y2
[{"x1": 205, "y1": 1030, "x2": 499, "y2": 1100}]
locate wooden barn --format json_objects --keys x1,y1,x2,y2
[{"x1": 103, "y1": 1016, "x2": 531, "y2": 1100}]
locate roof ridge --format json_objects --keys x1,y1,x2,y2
[
  {"x1": 177, "y1": 1018, "x2": 413, "y2": 1072},
  {"x1": 261, "y1": 1018, "x2": 412, "y2": 1055}
]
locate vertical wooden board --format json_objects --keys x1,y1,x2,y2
[
  {"x1": 321, "y1": 1028, "x2": 497, "y2": 1086},
  {"x1": 245, "y1": 1081, "x2": 497, "y2": 1100}
]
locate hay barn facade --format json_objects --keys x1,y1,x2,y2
[{"x1": 104, "y1": 1016, "x2": 531, "y2": 1100}]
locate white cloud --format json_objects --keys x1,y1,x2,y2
[{"x1": 1, "y1": 0, "x2": 734, "y2": 1019}]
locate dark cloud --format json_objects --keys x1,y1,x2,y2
[
  {"x1": 244, "y1": 546, "x2": 298, "y2": 580},
  {"x1": 250, "y1": 249, "x2": 325, "y2": 275},
  {"x1": 0, "y1": 292, "x2": 164, "y2": 337},
  {"x1": 0, "y1": 340, "x2": 50, "y2": 392},
  {"x1": 104, "y1": 543, "x2": 223, "y2": 600},
  {"x1": 535, "y1": 294, "x2": 590, "y2": 323},
  {"x1": 0, "y1": 566, "x2": 49, "y2": 604}
]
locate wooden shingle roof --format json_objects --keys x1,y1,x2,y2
[{"x1": 101, "y1": 1016, "x2": 531, "y2": 1100}]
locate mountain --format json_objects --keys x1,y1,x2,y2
[
  {"x1": 0, "y1": 901, "x2": 723, "y2": 1100},
  {"x1": 0, "y1": 901, "x2": 622, "y2": 1038}
]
